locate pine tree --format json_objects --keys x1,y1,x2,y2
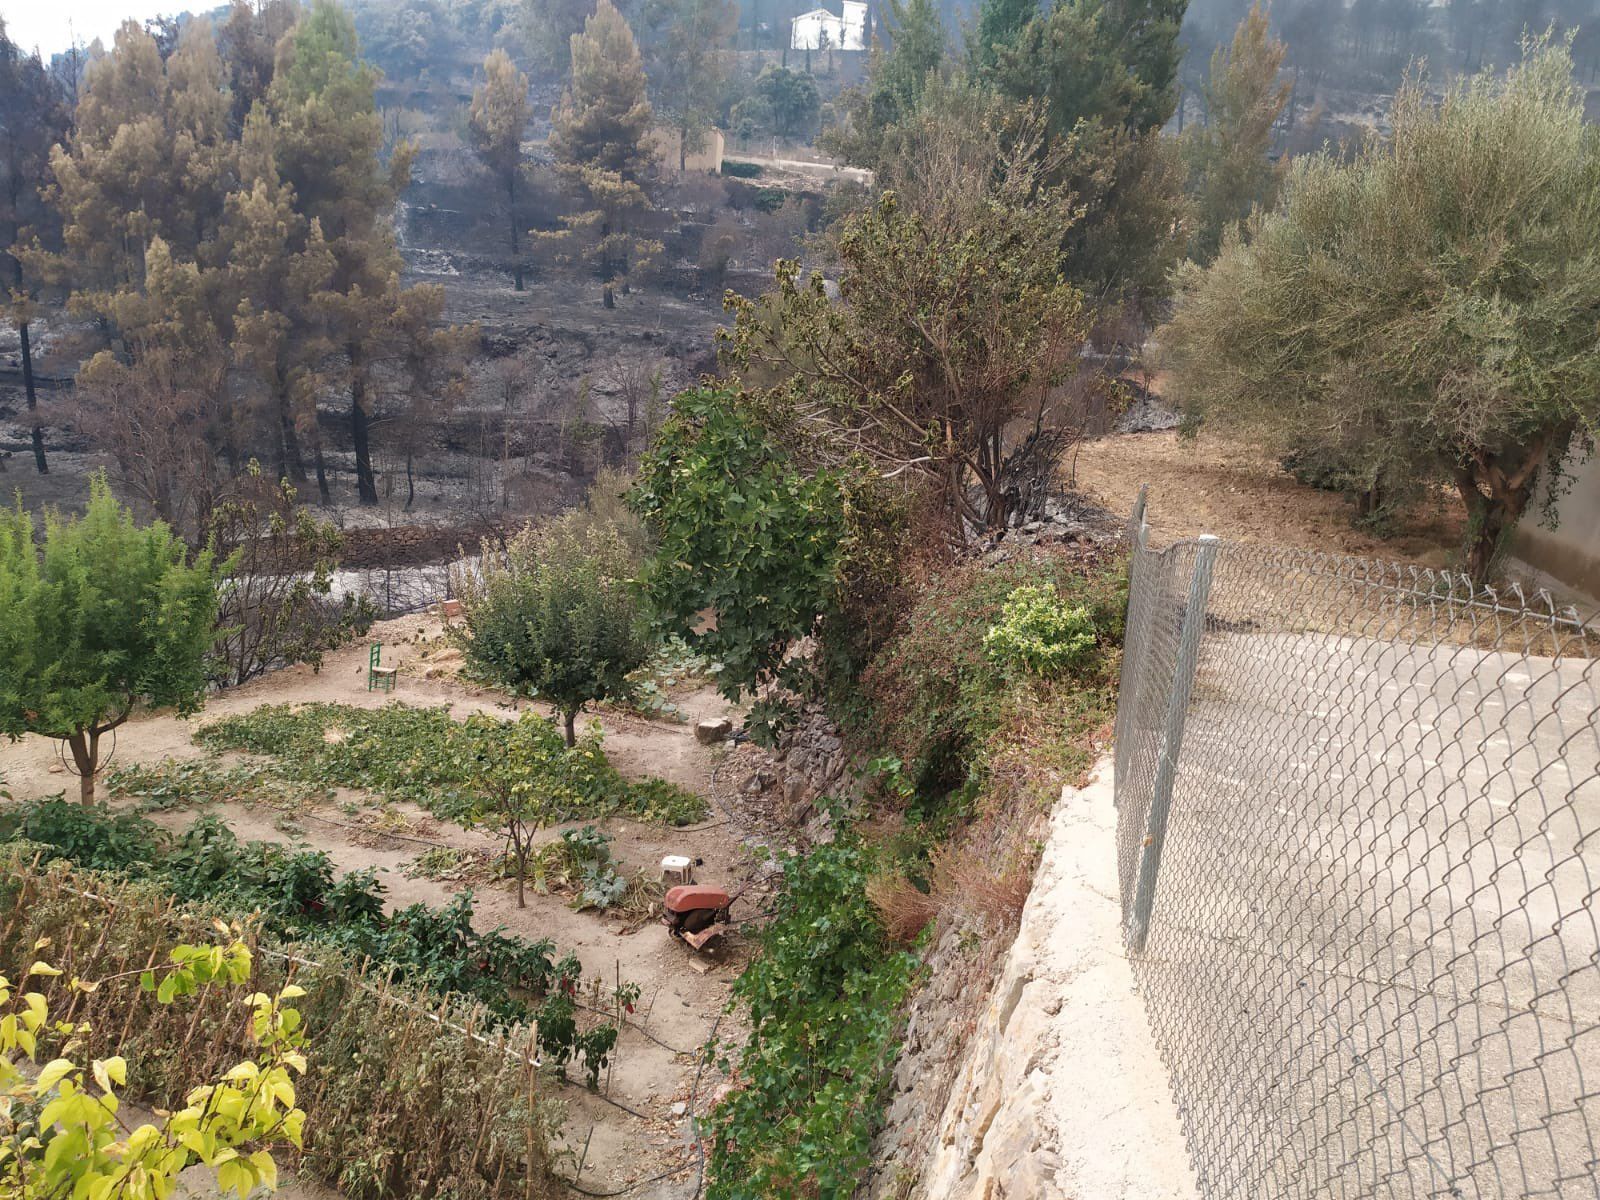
[
  {"x1": 823, "y1": 0, "x2": 945, "y2": 169},
  {"x1": 222, "y1": 104, "x2": 338, "y2": 484},
  {"x1": 970, "y1": 0, "x2": 1037, "y2": 74},
  {"x1": 1181, "y1": 3, "x2": 1291, "y2": 264},
  {"x1": 641, "y1": 0, "x2": 739, "y2": 171},
  {"x1": 545, "y1": 0, "x2": 661, "y2": 307},
  {"x1": 0, "y1": 18, "x2": 70, "y2": 474},
  {"x1": 549, "y1": 0, "x2": 657, "y2": 185},
  {"x1": 269, "y1": 0, "x2": 464, "y2": 506},
  {"x1": 469, "y1": 49, "x2": 532, "y2": 290},
  {"x1": 48, "y1": 20, "x2": 236, "y2": 302},
  {"x1": 539, "y1": 167, "x2": 664, "y2": 309}
]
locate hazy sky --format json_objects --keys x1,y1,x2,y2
[{"x1": 2, "y1": 2, "x2": 176, "y2": 57}]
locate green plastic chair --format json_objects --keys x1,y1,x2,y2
[{"x1": 367, "y1": 643, "x2": 397, "y2": 693}]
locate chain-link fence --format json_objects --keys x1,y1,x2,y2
[{"x1": 1114, "y1": 493, "x2": 1600, "y2": 1199}]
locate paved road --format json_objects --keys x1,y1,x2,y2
[{"x1": 1117, "y1": 550, "x2": 1600, "y2": 1200}]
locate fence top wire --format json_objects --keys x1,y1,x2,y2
[{"x1": 1114, "y1": 498, "x2": 1600, "y2": 1200}]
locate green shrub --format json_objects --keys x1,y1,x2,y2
[
  {"x1": 197, "y1": 702, "x2": 594, "y2": 813},
  {"x1": 858, "y1": 557, "x2": 1126, "y2": 801},
  {"x1": 195, "y1": 701, "x2": 706, "y2": 826},
  {"x1": 720, "y1": 159, "x2": 762, "y2": 178},
  {"x1": 982, "y1": 583, "x2": 1097, "y2": 677},
  {"x1": 708, "y1": 838, "x2": 919, "y2": 1199},
  {"x1": 0, "y1": 796, "x2": 164, "y2": 870},
  {"x1": 454, "y1": 516, "x2": 653, "y2": 746}
]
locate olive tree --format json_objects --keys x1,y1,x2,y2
[
  {"x1": 1161, "y1": 40, "x2": 1600, "y2": 582},
  {"x1": 0, "y1": 477, "x2": 221, "y2": 802}
]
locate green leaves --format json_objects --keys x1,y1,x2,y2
[
  {"x1": 455, "y1": 517, "x2": 654, "y2": 742},
  {"x1": 982, "y1": 583, "x2": 1099, "y2": 677},
  {"x1": 1, "y1": 941, "x2": 307, "y2": 1200},
  {"x1": 0, "y1": 475, "x2": 220, "y2": 756},
  {"x1": 632, "y1": 387, "x2": 847, "y2": 700},
  {"x1": 708, "y1": 839, "x2": 920, "y2": 1199}
]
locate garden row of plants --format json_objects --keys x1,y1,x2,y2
[
  {"x1": 0, "y1": 849, "x2": 568, "y2": 1200},
  {"x1": 192, "y1": 700, "x2": 708, "y2": 827},
  {"x1": 0, "y1": 798, "x2": 624, "y2": 1085}
]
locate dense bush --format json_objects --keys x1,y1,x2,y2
[
  {"x1": 709, "y1": 838, "x2": 919, "y2": 1199},
  {"x1": 983, "y1": 582, "x2": 1098, "y2": 677},
  {"x1": 454, "y1": 516, "x2": 653, "y2": 745},
  {"x1": 632, "y1": 386, "x2": 847, "y2": 722}
]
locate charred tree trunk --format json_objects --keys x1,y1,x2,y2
[
  {"x1": 277, "y1": 384, "x2": 307, "y2": 483},
  {"x1": 509, "y1": 173, "x2": 524, "y2": 292},
  {"x1": 19, "y1": 321, "x2": 46, "y2": 473},
  {"x1": 350, "y1": 364, "x2": 378, "y2": 505},
  {"x1": 313, "y1": 433, "x2": 331, "y2": 505}
]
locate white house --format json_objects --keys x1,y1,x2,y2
[{"x1": 790, "y1": 1, "x2": 866, "y2": 52}]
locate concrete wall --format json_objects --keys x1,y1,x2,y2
[
  {"x1": 895, "y1": 763, "x2": 1199, "y2": 1200},
  {"x1": 1510, "y1": 445, "x2": 1600, "y2": 603}
]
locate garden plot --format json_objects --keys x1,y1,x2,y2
[{"x1": 0, "y1": 612, "x2": 765, "y2": 1200}]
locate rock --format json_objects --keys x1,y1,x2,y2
[
  {"x1": 671, "y1": 1102, "x2": 688, "y2": 1117},
  {"x1": 694, "y1": 717, "x2": 733, "y2": 744},
  {"x1": 782, "y1": 774, "x2": 811, "y2": 810}
]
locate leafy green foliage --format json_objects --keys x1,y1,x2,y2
[
  {"x1": 631, "y1": 387, "x2": 846, "y2": 701},
  {"x1": 192, "y1": 701, "x2": 701, "y2": 825},
  {"x1": 107, "y1": 757, "x2": 299, "y2": 811},
  {"x1": 455, "y1": 516, "x2": 654, "y2": 745},
  {"x1": 983, "y1": 583, "x2": 1098, "y2": 677},
  {"x1": 0, "y1": 937, "x2": 308, "y2": 1200},
  {"x1": 860, "y1": 557, "x2": 1125, "y2": 800},
  {"x1": 0, "y1": 797, "x2": 165, "y2": 871},
  {"x1": 0, "y1": 475, "x2": 220, "y2": 803},
  {"x1": 623, "y1": 777, "x2": 708, "y2": 827},
  {"x1": 729, "y1": 81, "x2": 1086, "y2": 534},
  {"x1": 708, "y1": 838, "x2": 919, "y2": 1199}
]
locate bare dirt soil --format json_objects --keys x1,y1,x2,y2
[
  {"x1": 1069, "y1": 429, "x2": 1465, "y2": 566},
  {"x1": 0, "y1": 612, "x2": 772, "y2": 1200}
]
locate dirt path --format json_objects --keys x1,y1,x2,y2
[
  {"x1": 1070, "y1": 429, "x2": 1464, "y2": 566},
  {"x1": 0, "y1": 612, "x2": 770, "y2": 1200}
]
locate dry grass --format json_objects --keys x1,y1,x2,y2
[
  {"x1": 1071, "y1": 429, "x2": 1463, "y2": 566},
  {"x1": 930, "y1": 845, "x2": 1037, "y2": 936},
  {"x1": 866, "y1": 871, "x2": 940, "y2": 944}
]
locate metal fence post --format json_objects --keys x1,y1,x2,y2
[{"x1": 1127, "y1": 534, "x2": 1220, "y2": 953}]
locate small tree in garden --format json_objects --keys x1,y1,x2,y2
[
  {"x1": 0, "y1": 937, "x2": 309, "y2": 1199},
  {"x1": 0, "y1": 476, "x2": 221, "y2": 802},
  {"x1": 207, "y1": 466, "x2": 376, "y2": 688},
  {"x1": 454, "y1": 711, "x2": 614, "y2": 906},
  {"x1": 456, "y1": 514, "x2": 653, "y2": 746}
]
